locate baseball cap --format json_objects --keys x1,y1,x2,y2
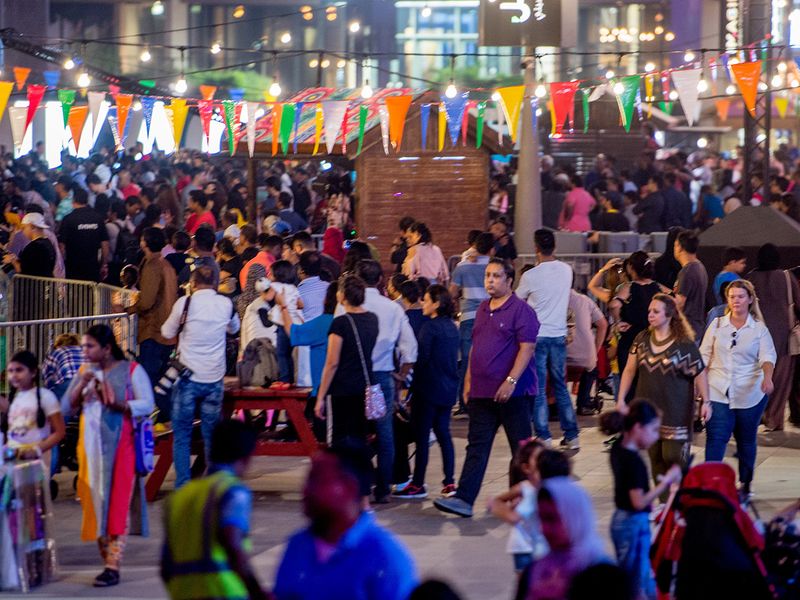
[{"x1": 21, "y1": 213, "x2": 49, "y2": 229}]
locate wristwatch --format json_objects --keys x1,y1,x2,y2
[{"x1": 505, "y1": 376, "x2": 518, "y2": 386}]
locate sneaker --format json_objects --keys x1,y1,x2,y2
[
  {"x1": 433, "y1": 496, "x2": 473, "y2": 518},
  {"x1": 533, "y1": 437, "x2": 553, "y2": 449},
  {"x1": 392, "y1": 483, "x2": 428, "y2": 499},
  {"x1": 441, "y1": 484, "x2": 457, "y2": 498},
  {"x1": 393, "y1": 479, "x2": 412, "y2": 493},
  {"x1": 577, "y1": 406, "x2": 600, "y2": 416},
  {"x1": 738, "y1": 482, "x2": 753, "y2": 505},
  {"x1": 559, "y1": 437, "x2": 580, "y2": 451},
  {"x1": 93, "y1": 568, "x2": 120, "y2": 587}
]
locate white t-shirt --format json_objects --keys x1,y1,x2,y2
[
  {"x1": 269, "y1": 282, "x2": 303, "y2": 326},
  {"x1": 506, "y1": 481, "x2": 549, "y2": 558},
  {"x1": 516, "y1": 259, "x2": 573, "y2": 338},
  {"x1": 6, "y1": 387, "x2": 60, "y2": 449}
]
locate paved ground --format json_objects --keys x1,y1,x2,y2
[{"x1": 11, "y1": 411, "x2": 800, "y2": 600}]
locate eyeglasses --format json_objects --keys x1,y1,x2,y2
[{"x1": 730, "y1": 330, "x2": 737, "y2": 349}]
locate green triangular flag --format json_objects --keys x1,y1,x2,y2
[
  {"x1": 658, "y1": 101, "x2": 674, "y2": 115},
  {"x1": 222, "y1": 100, "x2": 237, "y2": 157},
  {"x1": 582, "y1": 90, "x2": 590, "y2": 133},
  {"x1": 616, "y1": 75, "x2": 640, "y2": 133},
  {"x1": 58, "y1": 89, "x2": 76, "y2": 128},
  {"x1": 475, "y1": 102, "x2": 487, "y2": 148},
  {"x1": 356, "y1": 105, "x2": 368, "y2": 156},
  {"x1": 279, "y1": 103, "x2": 296, "y2": 155}
]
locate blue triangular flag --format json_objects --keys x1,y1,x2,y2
[
  {"x1": 441, "y1": 92, "x2": 468, "y2": 146},
  {"x1": 229, "y1": 88, "x2": 245, "y2": 102},
  {"x1": 141, "y1": 96, "x2": 156, "y2": 138},
  {"x1": 420, "y1": 103, "x2": 431, "y2": 150},
  {"x1": 43, "y1": 70, "x2": 60, "y2": 89},
  {"x1": 293, "y1": 102, "x2": 304, "y2": 154}
]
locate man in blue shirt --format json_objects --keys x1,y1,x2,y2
[{"x1": 274, "y1": 447, "x2": 418, "y2": 600}]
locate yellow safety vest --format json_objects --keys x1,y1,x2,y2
[{"x1": 163, "y1": 470, "x2": 250, "y2": 600}]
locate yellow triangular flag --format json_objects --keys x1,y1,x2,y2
[
  {"x1": 437, "y1": 103, "x2": 446, "y2": 151},
  {"x1": 496, "y1": 85, "x2": 525, "y2": 142},
  {"x1": 0, "y1": 81, "x2": 13, "y2": 126},
  {"x1": 171, "y1": 98, "x2": 189, "y2": 149},
  {"x1": 775, "y1": 96, "x2": 790, "y2": 119},
  {"x1": 312, "y1": 103, "x2": 323, "y2": 155}
]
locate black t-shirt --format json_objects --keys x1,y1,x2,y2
[
  {"x1": 58, "y1": 206, "x2": 109, "y2": 281},
  {"x1": 240, "y1": 246, "x2": 259, "y2": 263},
  {"x1": 166, "y1": 252, "x2": 191, "y2": 275},
  {"x1": 219, "y1": 255, "x2": 243, "y2": 281},
  {"x1": 19, "y1": 237, "x2": 56, "y2": 277},
  {"x1": 610, "y1": 442, "x2": 650, "y2": 512},
  {"x1": 592, "y1": 209, "x2": 630, "y2": 232},
  {"x1": 328, "y1": 312, "x2": 379, "y2": 396}
]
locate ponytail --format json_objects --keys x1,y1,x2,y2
[{"x1": 2, "y1": 351, "x2": 45, "y2": 431}]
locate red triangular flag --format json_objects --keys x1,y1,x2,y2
[
  {"x1": 24, "y1": 84, "x2": 47, "y2": 135},
  {"x1": 550, "y1": 81, "x2": 581, "y2": 134},
  {"x1": 198, "y1": 99, "x2": 214, "y2": 140}
]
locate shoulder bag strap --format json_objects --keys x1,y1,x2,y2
[
  {"x1": 345, "y1": 313, "x2": 371, "y2": 386},
  {"x1": 174, "y1": 294, "x2": 193, "y2": 357},
  {"x1": 785, "y1": 270, "x2": 797, "y2": 328}
]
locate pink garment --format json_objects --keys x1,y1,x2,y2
[
  {"x1": 322, "y1": 227, "x2": 345, "y2": 263},
  {"x1": 402, "y1": 243, "x2": 449, "y2": 283},
  {"x1": 559, "y1": 188, "x2": 596, "y2": 232}
]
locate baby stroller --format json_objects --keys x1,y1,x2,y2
[{"x1": 651, "y1": 462, "x2": 776, "y2": 600}]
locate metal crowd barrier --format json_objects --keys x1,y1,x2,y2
[
  {"x1": 0, "y1": 313, "x2": 138, "y2": 373},
  {"x1": 96, "y1": 283, "x2": 139, "y2": 314}
]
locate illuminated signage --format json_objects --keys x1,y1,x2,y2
[{"x1": 480, "y1": 0, "x2": 565, "y2": 46}]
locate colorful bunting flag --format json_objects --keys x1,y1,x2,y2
[
  {"x1": 615, "y1": 76, "x2": 641, "y2": 133},
  {"x1": 8, "y1": 106, "x2": 28, "y2": 150},
  {"x1": 140, "y1": 96, "x2": 157, "y2": 139},
  {"x1": 356, "y1": 105, "x2": 368, "y2": 155},
  {"x1": 437, "y1": 103, "x2": 446, "y2": 151},
  {"x1": 475, "y1": 101, "x2": 486, "y2": 148},
  {"x1": 385, "y1": 95, "x2": 413, "y2": 151},
  {"x1": 0, "y1": 82, "x2": 14, "y2": 126},
  {"x1": 171, "y1": 98, "x2": 189, "y2": 150},
  {"x1": 199, "y1": 85, "x2": 217, "y2": 101},
  {"x1": 496, "y1": 85, "x2": 524, "y2": 142},
  {"x1": 420, "y1": 103, "x2": 431, "y2": 150},
  {"x1": 496, "y1": 101, "x2": 505, "y2": 145},
  {"x1": 115, "y1": 94, "x2": 133, "y2": 145},
  {"x1": 43, "y1": 70, "x2": 60, "y2": 89},
  {"x1": 730, "y1": 61, "x2": 762, "y2": 117},
  {"x1": 279, "y1": 103, "x2": 296, "y2": 155},
  {"x1": 550, "y1": 81, "x2": 580, "y2": 134},
  {"x1": 321, "y1": 100, "x2": 349, "y2": 155},
  {"x1": 245, "y1": 101, "x2": 259, "y2": 158},
  {"x1": 715, "y1": 99, "x2": 731, "y2": 122},
  {"x1": 13, "y1": 67, "x2": 30, "y2": 91},
  {"x1": 380, "y1": 106, "x2": 390, "y2": 155},
  {"x1": 229, "y1": 88, "x2": 245, "y2": 102},
  {"x1": 222, "y1": 100, "x2": 238, "y2": 156},
  {"x1": 272, "y1": 104, "x2": 282, "y2": 156},
  {"x1": 107, "y1": 114, "x2": 122, "y2": 151},
  {"x1": 67, "y1": 105, "x2": 89, "y2": 152},
  {"x1": 57, "y1": 89, "x2": 75, "y2": 128},
  {"x1": 775, "y1": 96, "x2": 789, "y2": 118},
  {"x1": 312, "y1": 103, "x2": 323, "y2": 155},
  {"x1": 461, "y1": 101, "x2": 472, "y2": 145},
  {"x1": 108, "y1": 84, "x2": 121, "y2": 100},
  {"x1": 442, "y1": 92, "x2": 468, "y2": 146},
  {"x1": 24, "y1": 84, "x2": 47, "y2": 136},
  {"x1": 197, "y1": 99, "x2": 215, "y2": 143},
  {"x1": 293, "y1": 103, "x2": 303, "y2": 154},
  {"x1": 582, "y1": 90, "x2": 590, "y2": 133},
  {"x1": 671, "y1": 69, "x2": 702, "y2": 126},
  {"x1": 87, "y1": 90, "x2": 106, "y2": 135}
]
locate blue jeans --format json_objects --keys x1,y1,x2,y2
[
  {"x1": 139, "y1": 338, "x2": 175, "y2": 422},
  {"x1": 456, "y1": 319, "x2": 475, "y2": 410},
  {"x1": 373, "y1": 371, "x2": 395, "y2": 498},
  {"x1": 533, "y1": 337, "x2": 579, "y2": 441},
  {"x1": 705, "y1": 395, "x2": 767, "y2": 484},
  {"x1": 276, "y1": 327, "x2": 294, "y2": 383},
  {"x1": 171, "y1": 377, "x2": 224, "y2": 488},
  {"x1": 611, "y1": 510, "x2": 655, "y2": 599}
]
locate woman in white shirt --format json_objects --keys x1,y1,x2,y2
[{"x1": 701, "y1": 279, "x2": 776, "y2": 500}]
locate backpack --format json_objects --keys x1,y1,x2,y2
[
  {"x1": 114, "y1": 224, "x2": 139, "y2": 266},
  {"x1": 237, "y1": 338, "x2": 279, "y2": 388}
]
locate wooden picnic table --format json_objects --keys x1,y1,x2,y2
[{"x1": 145, "y1": 385, "x2": 319, "y2": 501}]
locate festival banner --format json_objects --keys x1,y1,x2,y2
[
  {"x1": 171, "y1": 98, "x2": 189, "y2": 150},
  {"x1": 475, "y1": 101, "x2": 486, "y2": 148},
  {"x1": 312, "y1": 103, "x2": 323, "y2": 155},
  {"x1": 140, "y1": 96, "x2": 157, "y2": 139},
  {"x1": 107, "y1": 114, "x2": 122, "y2": 151},
  {"x1": 115, "y1": 94, "x2": 133, "y2": 145},
  {"x1": 775, "y1": 96, "x2": 790, "y2": 119},
  {"x1": 442, "y1": 92, "x2": 468, "y2": 146},
  {"x1": 245, "y1": 101, "x2": 258, "y2": 158},
  {"x1": 730, "y1": 61, "x2": 761, "y2": 117},
  {"x1": 13, "y1": 67, "x2": 30, "y2": 91},
  {"x1": 8, "y1": 106, "x2": 28, "y2": 150},
  {"x1": 437, "y1": 103, "x2": 446, "y2": 151},
  {"x1": 616, "y1": 76, "x2": 640, "y2": 133},
  {"x1": 356, "y1": 104, "x2": 368, "y2": 156},
  {"x1": 550, "y1": 81, "x2": 580, "y2": 134},
  {"x1": 321, "y1": 100, "x2": 349, "y2": 154},
  {"x1": 67, "y1": 105, "x2": 89, "y2": 152},
  {"x1": 197, "y1": 99, "x2": 215, "y2": 143},
  {"x1": 385, "y1": 95, "x2": 412, "y2": 151},
  {"x1": 420, "y1": 103, "x2": 431, "y2": 150},
  {"x1": 279, "y1": 103, "x2": 296, "y2": 154},
  {"x1": 293, "y1": 103, "x2": 303, "y2": 154},
  {"x1": 671, "y1": 69, "x2": 702, "y2": 125},
  {"x1": 24, "y1": 84, "x2": 46, "y2": 135},
  {"x1": 496, "y1": 85, "x2": 524, "y2": 142},
  {"x1": 87, "y1": 90, "x2": 105, "y2": 135},
  {"x1": 379, "y1": 106, "x2": 390, "y2": 155},
  {"x1": 43, "y1": 70, "x2": 60, "y2": 90},
  {"x1": 0, "y1": 82, "x2": 14, "y2": 126},
  {"x1": 715, "y1": 99, "x2": 731, "y2": 122},
  {"x1": 199, "y1": 85, "x2": 217, "y2": 101}
]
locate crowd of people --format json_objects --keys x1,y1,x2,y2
[{"x1": 0, "y1": 142, "x2": 798, "y2": 600}]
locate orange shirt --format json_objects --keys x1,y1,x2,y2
[{"x1": 239, "y1": 251, "x2": 275, "y2": 289}]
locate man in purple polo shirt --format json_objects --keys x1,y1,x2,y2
[{"x1": 434, "y1": 258, "x2": 539, "y2": 518}]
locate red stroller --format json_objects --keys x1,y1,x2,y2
[{"x1": 650, "y1": 462, "x2": 776, "y2": 600}]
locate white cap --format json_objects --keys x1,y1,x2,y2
[
  {"x1": 21, "y1": 213, "x2": 49, "y2": 229},
  {"x1": 255, "y1": 277, "x2": 271, "y2": 293},
  {"x1": 224, "y1": 224, "x2": 241, "y2": 243}
]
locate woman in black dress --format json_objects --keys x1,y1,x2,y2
[{"x1": 617, "y1": 293, "x2": 710, "y2": 486}]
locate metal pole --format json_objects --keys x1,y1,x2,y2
[{"x1": 514, "y1": 44, "x2": 542, "y2": 256}]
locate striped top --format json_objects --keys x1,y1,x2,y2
[{"x1": 451, "y1": 256, "x2": 490, "y2": 322}]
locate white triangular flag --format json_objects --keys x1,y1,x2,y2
[
  {"x1": 321, "y1": 100, "x2": 349, "y2": 155},
  {"x1": 496, "y1": 103, "x2": 505, "y2": 144},
  {"x1": 589, "y1": 84, "x2": 609, "y2": 102},
  {"x1": 87, "y1": 91, "x2": 106, "y2": 135},
  {"x1": 671, "y1": 69, "x2": 702, "y2": 126},
  {"x1": 246, "y1": 102, "x2": 259, "y2": 158},
  {"x1": 378, "y1": 106, "x2": 389, "y2": 155},
  {"x1": 8, "y1": 106, "x2": 28, "y2": 151}
]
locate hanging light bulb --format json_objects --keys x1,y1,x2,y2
[
  {"x1": 232, "y1": 4, "x2": 245, "y2": 19},
  {"x1": 491, "y1": 91, "x2": 501, "y2": 102},
  {"x1": 361, "y1": 80, "x2": 374, "y2": 99},
  {"x1": 210, "y1": 42, "x2": 222, "y2": 55},
  {"x1": 63, "y1": 57, "x2": 75, "y2": 70},
  {"x1": 421, "y1": 4, "x2": 432, "y2": 17},
  {"x1": 696, "y1": 137, "x2": 708, "y2": 149},
  {"x1": 132, "y1": 100, "x2": 143, "y2": 112},
  {"x1": 664, "y1": 32, "x2": 675, "y2": 41},
  {"x1": 654, "y1": 25, "x2": 664, "y2": 35},
  {"x1": 140, "y1": 46, "x2": 152, "y2": 62},
  {"x1": 778, "y1": 61, "x2": 788, "y2": 73},
  {"x1": 669, "y1": 90, "x2": 679, "y2": 100},
  {"x1": 613, "y1": 81, "x2": 625, "y2": 94},
  {"x1": 445, "y1": 80, "x2": 458, "y2": 98},
  {"x1": 644, "y1": 62, "x2": 656, "y2": 73},
  {"x1": 174, "y1": 76, "x2": 188, "y2": 94},
  {"x1": 535, "y1": 83, "x2": 547, "y2": 98},
  {"x1": 771, "y1": 74, "x2": 783, "y2": 88},
  {"x1": 757, "y1": 81, "x2": 768, "y2": 91},
  {"x1": 151, "y1": 1, "x2": 164, "y2": 16},
  {"x1": 726, "y1": 84, "x2": 737, "y2": 95},
  {"x1": 280, "y1": 32, "x2": 292, "y2": 44},
  {"x1": 684, "y1": 50, "x2": 695, "y2": 63},
  {"x1": 697, "y1": 77, "x2": 708, "y2": 93},
  {"x1": 77, "y1": 71, "x2": 91, "y2": 88},
  {"x1": 269, "y1": 79, "x2": 282, "y2": 98}
]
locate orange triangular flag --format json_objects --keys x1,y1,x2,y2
[
  {"x1": 385, "y1": 95, "x2": 413, "y2": 151},
  {"x1": 271, "y1": 103, "x2": 282, "y2": 156},
  {"x1": 199, "y1": 85, "x2": 217, "y2": 101},
  {"x1": 115, "y1": 94, "x2": 133, "y2": 142},
  {"x1": 730, "y1": 61, "x2": 762, "y2": 117},
  {"x1": 13, "y1": 67, "x2": 31, "y2": 91},
  {"x1": 715, "y1": 99, "x2": 731, "y2": 122},
  {"x1": 67, "y1": 105, "x2": 89, "y2": 152}
]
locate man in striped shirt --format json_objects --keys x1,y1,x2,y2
[{"x1": 449, "y1": 232, "x2": 494, "y2": 414}]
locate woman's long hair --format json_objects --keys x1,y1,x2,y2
[
  {"x1": 1, "y1": 351, "x2": 45, "y2": 434},
  {"x1": 725, "y1": 279, "x2": 765, "y2": 321},
  {"x1": 85, "y1": 324, "x2": 125, "y2": 361},
  {"x1": 651, "y1": 293, "x2": 695, "y2": 343}
]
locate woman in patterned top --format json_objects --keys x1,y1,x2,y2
[{"x1": 616, "y1": 294, "x2": 710, "y2": 487}]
